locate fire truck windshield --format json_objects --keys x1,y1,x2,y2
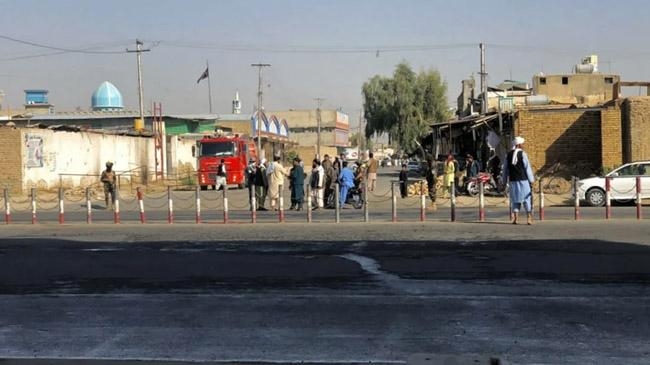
[{"x1": 200, "y1": 141, "x2": 236, "y2": 157}]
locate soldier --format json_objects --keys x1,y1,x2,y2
[{"x1": 100, "y1": 161, "x2": 116, "y2": 209}]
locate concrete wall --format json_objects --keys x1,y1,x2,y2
[
  {"x1": 532, "y1": 74, "x2": 619, "y2": 105},
  {"x1": 0, "y1": 127, "x2": 198, "y2": 193},
  {"x1": 516, "y1": 108, "x2": 602, "y2": 175},
  {"x1": 621, "y1": 97, "x2": 650, "y2": 163}
]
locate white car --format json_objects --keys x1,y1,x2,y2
[{"x1": 577, "y1": 161, "x2": 650, "y2": 206}]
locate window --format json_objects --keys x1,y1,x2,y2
[
  {"x1": 539, "y1": 77, "x2": 546, "y2": 85},
  {"x1": 561, "y1": 77, "x2": 568, "y2": 85},
  {"x1": 604, "y1": 77, "x2": 614, "y2": 84},
  {"x1": 200, "y1": 142, "x2": 235, "y2": 157}
]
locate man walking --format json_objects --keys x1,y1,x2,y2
[
  {"x1": 502, "y1": 136, "x2": 535, "y2": 225},
  {"x1": 366, "y1": 152, "x2": 378, "y2": 192}
]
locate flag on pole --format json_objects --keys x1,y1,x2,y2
[{"x1": 196, "y1": 67, "x2": 209, "y2": 84}]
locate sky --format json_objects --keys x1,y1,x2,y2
[{"x1": 1, "y1": 0, "x2": 650, "y2": 121}]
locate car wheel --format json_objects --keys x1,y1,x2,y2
[
  {"x1": 586, "y1": 188, "x2": 606, "y2": 207},
  {"x1": 200, "y1": 185, "x2": 208, "y2": 191}
]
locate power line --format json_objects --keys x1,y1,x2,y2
[{"x1": 0, "y1": 34, "x2": 128, "y2": 55}]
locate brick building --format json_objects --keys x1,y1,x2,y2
[{"x1": 514, "y1": 96, "x2": 650, "y2": 176}]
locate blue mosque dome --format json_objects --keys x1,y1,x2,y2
[{"x1": 91, "y1": 81, "x2": 124, "y2": 111}]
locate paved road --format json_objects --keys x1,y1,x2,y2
[{"x1": 2, "y1": 223, "x2": 650, "y2": 364}]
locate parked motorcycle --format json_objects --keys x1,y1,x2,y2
[{"x1": 465, "y1": 172, "x2": 508, "y2": 197}]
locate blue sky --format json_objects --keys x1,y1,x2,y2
[{"x1": 1, "y1": 0, "x2": 649, "y2": 119}]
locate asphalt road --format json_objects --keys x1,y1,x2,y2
[{"x1": 1, "y1": 223, "x2": 650, "y2": 364}]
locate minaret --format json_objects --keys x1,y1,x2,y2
[{"x1": 232, "y1": 91, "x2": 241, "y2": 114}]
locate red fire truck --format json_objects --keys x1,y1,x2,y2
[{"x1": 196, "y1": 134, "x2": 257, "y2": 190}]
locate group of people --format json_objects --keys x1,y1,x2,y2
[
  {"x1": 99, "y1": 135, "x2": 532, "y2": 223},
  {"x1": 244, "y1": 152, "x2": 367, "y2": 212},
  {"x1": 245, "y1": 155, "x2": 291, "y2": 211}
]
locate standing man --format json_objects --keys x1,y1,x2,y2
[
  {"x1": 100, "y1": 161, "x2": 116, "y2": 209},
  {"x1": 424, "y1": 158, "x2": 438, "y2": 211},
  {"x1": 246, "y1": 158, "x2": 257, "y2": 211},
  {"x1": 443, "y1": 154, "x2": 455, "y2": 198},
  {"x1": 398, "y1": 163, "x2": 408, "y2": 198},
  {"x1": 322, "y1": 154, "x2": 334, "y2": 206},
  {"x1": 254, "y1": 158, "x2": 269, "y2": 210},
  {"x1": 289, "y1": 157, "x2": 305, "y2": 210},
  {"x1": 338, "y1": 161, "x2": 355, "y2": 207},
  {"x1": 215, "y1": 158, "x2": 227, "y2": 191},
  {"x1": 502, "y1": 136, "x2": 535, "y2": 225},
  {"x1": 268, "y1": 155, "x2": 289, "y2": 211},
  {"x1": 366, "y1": 152, "x2": 378, "y2": 192},
  {"x1": 310, "y1": 159, "x2": 325, "y2": 209}
]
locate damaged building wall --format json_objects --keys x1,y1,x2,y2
[
  {"x1": 0, "y1": 127, "x2": 24, "y2": 194},
  {"x1": 621, "y1": 97, "x2": 650, "y2": 163},
  {"x1": 516, "y1": 108, "x2": 602, "y2": 176},
  {"x1": 600, "y1": 105, "x2": 623, "y2": 169}
]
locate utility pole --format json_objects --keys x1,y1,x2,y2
[
  {"x1": 479, "y1": 43, "x2": 487, "y2": 114},
  {"x1": 314, "y1": 97, "x2": 325, "y2": 160},
  {"x1": 127, "y1": 40, "x2": 150, "y2": 124},
  {"x1": 357, "y1": 111, "x2": 363, "y2": 161},
  {"x1": 251, "y1": 63, "x2": 271, "y2": 160}
]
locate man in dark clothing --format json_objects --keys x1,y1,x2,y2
[
  {"x1": 289, "y1": 157, "x2": 305, "y2": 210},
  {"x1": 253, "y1": 159, "x2": 269, "y2": 210},
  {"x1": 246, "y1": 159, "x2": 257, "y2": 210},
  {"x1": 424, "y1": 158, "x2": 437, "y2": 211},
  {"x1": 399, "y1": 163, "x2": 408, "y2": 198}
]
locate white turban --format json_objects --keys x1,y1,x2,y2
[
  {"x1": 512, "y1": 136, "x2": 525, "y2": 165},
  {"x1": 513, "y1": 136, "x2": 525, "y2": 146}
]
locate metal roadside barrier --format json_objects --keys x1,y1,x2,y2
[{"x1": 2, "y1": 180, "x2": 646, "y2": 225}]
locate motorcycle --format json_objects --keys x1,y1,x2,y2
[
  {"x1": 325, "y1": 183, "x2": 364, "y2": 209},
  {"x1": 465, "y1": 172, "x2": 508, "y2": 197}
]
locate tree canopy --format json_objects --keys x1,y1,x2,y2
[{"x1": 362, "y1": 62, "x2": 449, "y2": 153}]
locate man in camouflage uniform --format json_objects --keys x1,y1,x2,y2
[{"x1": 100, "y1": 161, "x2": 116, "y2": 209}]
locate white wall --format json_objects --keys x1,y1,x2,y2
[{"x1": 21, "y1": 129, "x2": 196, "y2": 190}]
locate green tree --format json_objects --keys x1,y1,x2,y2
[{"x1": 362, "y1": 62, "x2": 449, "y2": 153}]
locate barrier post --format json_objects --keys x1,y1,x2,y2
[
  {"x1": 167, "y1": 186, "x2": 174, "y2": 224},
  {"x1": 335, "y1": 182, "x2": 340, "y2": 223},
  {"x1": 450, "y1": 182, "x2": 456, "y2": 222},
  {"x1": 195, "y1": 186, "x2": 202, "y2": 224},
  {"x1": 573, "y1": 177, "x2": 580, "y2": 220},
  {"x1": 31, "y1": 188, "x2": 37, "y2": 224},
  {"x1": 420, "y1": 180, "x2": 425, "y2": 222},
  {"x1": 137, "y1": 187, "x2": 145, "y2": 224},
  {"x1": 113, "y1": 185, "x2": 120, "y2": 224},
  {"x1": 223, "y1": 186, "x2": 229, "y2": 224},
  {"x1": 538, "y1": 179, "x2": 545, "y2": 221},
  {"x1": 250, "y1": 189, "x2": 256, "y2": 224},
  {"x1": 85, "y1": 187, "x2": 92, "y2": 224},
  {"x1": 636, "y1": 176, "x2": 642, "y2": 220},
  {"x1": 4, "y1": 188, "x2": 11, "y2": 224},
  {"x1": 391, "y1": 182, "x2": 397, "y2": 222},
  {"x1": 605, "y1": 176, "x2": 611, "y2": 220},
  {"x1": 306, "y1": 184, "x2": 312, "y2": 223},
  {"x1": 478, "y1": 181, "x2": 485, "y2": 222},
  {"x1": 58, "y1": 187, "x2": 64, "y2": 224},
  {"x1": 363, "y1": 180, "x2": 369, "y2": 222},
  {"x1": 278, "y1": 184, "x2": 284, "y2": 223}
]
